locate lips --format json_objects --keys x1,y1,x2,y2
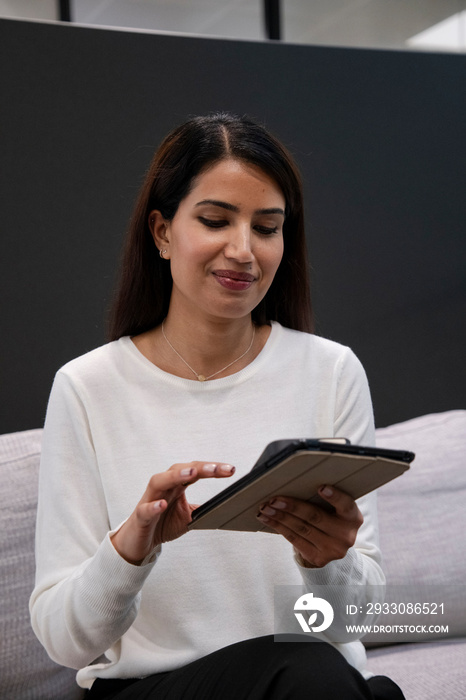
[
  {"x1": 213, "y1": 269, "x2": 256, "y2": 282},
  {"x1": 212, "y1": 269, "x2": 256, "y2": 291}
]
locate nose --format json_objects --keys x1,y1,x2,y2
[{"x1": 224, "y1": 224, "x2": 254, "y2": 264}]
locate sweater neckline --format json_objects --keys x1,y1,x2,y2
[{"x1": 119, "y1": 321, "x2": 283, "y2": 390}]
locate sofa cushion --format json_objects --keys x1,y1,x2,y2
[
  {"x1": 0, "y1": 429, "x2": 84, "y2": 699},
  {"x1": 366, "y1": 410, "x2": 466, "y2": 644},
  {"x1": 366, "y1": 638, "x2": 466, "y2": 700}
]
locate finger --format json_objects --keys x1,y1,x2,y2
[
  {"x1": 256, "y1": 492, "x2": 362, "y2": 565},
  {"x1": 141, "y1": 462, "x2": 236, "y2": 506},
  {"x1": 256, "y1": 510, "x2": 346, "y2": 568},
  {"x1": 136, "y1": 499, "x2": 168, "y2": 527},
  {"x1": 317, "y1": 485, "x2": 364, "y2": 525},
  {"x1": 256, "y1": 511, "x2": 325, "y2": 565},
  {"x1": 258, "y1": 497, "x2": 333, "y2": 535},
  {"x1": 199, "y1": 462, "x2": 236, "y2": 478},
  {"x1": 141, "y1": 464, "x2": 200, "y2": 504},
  {"x1": 257, "y1": 502, "x2": 331, "y2": 545},
  {"x1": 167, "y1": 461, "x2": 235, "y2": 480},
  {"x1": 258, "y1": 494, "x2": 362, "y2": 545}
]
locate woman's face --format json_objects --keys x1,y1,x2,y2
[{"x1": 152, "y1": 158, "x2": 285, "y2": 324}]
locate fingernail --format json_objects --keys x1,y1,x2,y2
[
  {"x1": 270, "y1": 499, "x2": 287, "y2": 509},
  {"x1": 203, "y1": 463, "x2": 218, "y2": 473},
  {"x1": 222, "y1": 464, "x2": 235, "y2": 473},
  {"x1": 153, "y1": 500, "x2": 164, "y2": 512},
  {"x1": 180, "y1": 467, "x2": 194, "y2": 477},
  {"x1": 320, "y1": 486, "x2": 333, "y2": 497},
  {"x1": 261, "y1": 505, "x2": 277, "y2": 516},
  {"x1": 257, "y1": 513, "x2": 270, "y2": 523}
]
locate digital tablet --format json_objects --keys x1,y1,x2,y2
[{"x1": 188, "y1": 438, "x2": 415, "y2": 533}]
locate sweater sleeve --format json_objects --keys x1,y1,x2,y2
[
  {"x1": 29, "y1": 370, "x2": 159, "y2": 670},
  {"x1": 296, "y1": 347, "x2": 386, "y2": 641}
]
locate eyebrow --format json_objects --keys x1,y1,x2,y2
[{"x1": 195, "y1": 199, "x2": 285, "y2": 217}]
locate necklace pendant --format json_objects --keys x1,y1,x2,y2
[{"x1": 161, "y1": 320, "x2": 255, "y2": 384}]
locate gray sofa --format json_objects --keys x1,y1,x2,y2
[{"x1": 1, "y1": 410, "x2": 465, "y2": 699}]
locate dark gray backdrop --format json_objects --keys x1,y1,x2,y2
[{"x1": 1, "y1": 18, "x2": 465, "y2": 433}]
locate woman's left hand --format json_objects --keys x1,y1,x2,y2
[{"x1": 256, "y1": 485, "x2": 363, "y2": 568}]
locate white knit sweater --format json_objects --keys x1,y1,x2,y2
[{"x1": 30, "y1": 322, "x2": 385, "y2": 689}]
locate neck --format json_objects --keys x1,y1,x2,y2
[{"x1": 162, "y1": 312, "x2": 256, "y2": 380}]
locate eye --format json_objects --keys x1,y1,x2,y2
[
  {"x1": 198, "y1": 217, "x2": 228, "y2": 229},
  {"x1": 255, "y1": 225, "x2": 279, "y2": 236}
]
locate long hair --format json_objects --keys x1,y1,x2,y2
[{"x1": 108, "y1": 113, "x2": 313, "y2": 340}]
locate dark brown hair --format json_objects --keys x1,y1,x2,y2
[{"x1": 108, "y1": 112, "x2": 313, "y2": 340}]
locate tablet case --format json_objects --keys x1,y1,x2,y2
[{"x1": 188, "y1": 439, "x2": 414, "y2": 533}]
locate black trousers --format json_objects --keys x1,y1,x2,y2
[{"x1": 86, "y1": 635, "x2": 405, "y2": 700}]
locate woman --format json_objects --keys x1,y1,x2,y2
[{"x1": 30, "y1": 113, "x2": 404, "y2": 699}]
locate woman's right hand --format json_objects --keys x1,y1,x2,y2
[{"x1": 111, "y1": 462, "x2": 235, "y2": 565}]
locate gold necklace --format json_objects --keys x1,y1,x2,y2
[{"x1": 161, "y1": 321, "x2": 256, "y2": 382}]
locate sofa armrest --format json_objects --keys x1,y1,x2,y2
[{"x1": 0, "y1": 429, "x2": 85, "y2": 699}]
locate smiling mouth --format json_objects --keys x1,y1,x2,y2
[
  {"x1": 212, "y1": 269, "x2": 256, "y2": 291},
  {"x1": 213, "y1": 269, "x2": 256, "y2": 282}
]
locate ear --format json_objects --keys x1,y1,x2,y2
[{"x1": 148, "y1": 210, "x2": 171, "y2": 258}]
